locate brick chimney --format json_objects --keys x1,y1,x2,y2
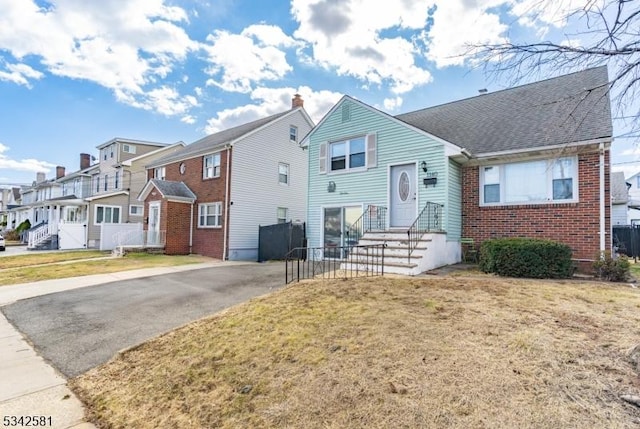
[
  {"x1": 80, "y1": 153, "x2": 91, "y2": 170},
  {"x1": 56, "y1": 166, "x2": 65, "y2": 179},
  {"x1": 292, "y1": 93, "x2": 304, "y2": 109},
  {"x1": 36, "y1": 172, "x2": 46, "y2": 183}
]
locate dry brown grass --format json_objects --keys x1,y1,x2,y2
[{"x1": 72, "y1": 276, "x2": 640, "y2": 429}]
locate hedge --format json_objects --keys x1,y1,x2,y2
[{"x1": 479, "y1": 237, "x2": 573, "y2": 279}]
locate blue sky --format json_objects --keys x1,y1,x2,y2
[{"x1": 0, "y1": 0, "x2": 637, "y2": 185}]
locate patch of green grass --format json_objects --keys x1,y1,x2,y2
[
  {"x1": 0, "y1": 254, "x2": 212, "y2": 286},
  {"x1": 0, "y1": 250, "x2": 109, "y2": 269}
]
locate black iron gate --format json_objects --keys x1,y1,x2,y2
[
  {"x1": 258, "y1": 221, "x2": 306, "y2": 262},
  {"x1": 613, "y1": 225, "x2": 640, "y2": 259}
]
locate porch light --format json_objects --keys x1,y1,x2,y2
[{"x1": 421, "y1": 161, "x2": 427, "y2": 172}]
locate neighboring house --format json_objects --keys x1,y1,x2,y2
[
  {"x1": 625, "y1": 171, "x2": 640, "y2": 224},
  {"x1": 84, "y1": 138, "x2": 186, "y2": 249},
  {"x1": 611, "y1": 172, "x2": 630, "y2": 226},
  {"x1": 303, "y1": 66, "x2": 612, "y2": 274},
  {"x1": 139, "y1": 94, "x2": 313, "y2": 260}
]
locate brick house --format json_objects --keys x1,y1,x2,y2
[
  {"x1": 138, "y1": 95, "x2": 313, "y2": 260},
  {"x1": 303, "y1": 67, "x2": 612, "y2": 274}
]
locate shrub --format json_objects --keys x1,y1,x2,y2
[
  {"x1": 479, "y1": 237, "x2": 573, "y2": 279},
  {"x1": 16, "y1": 219, "x2": 31, "y2": 233},
  {"x1": 3, "y1": 229, "x2": 20, "y2": 241},
  {"x1": 593, "y1": 252, "x2": 630, "y2": 282}
]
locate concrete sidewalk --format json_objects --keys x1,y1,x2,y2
[{"x1": 0, "y1": 260, "x2": 256, "y2": 429}]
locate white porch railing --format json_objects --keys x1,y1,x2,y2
[
  {"x1": 27, "y1": 222, "x2": 54, "y2": 248},
  {"x1": 113, "y1": 230, "x2": 166, "y2": 248}
]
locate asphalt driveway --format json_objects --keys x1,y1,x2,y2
[{"x1": 1, "y1": 262, "x2": 285, "y2": 378}]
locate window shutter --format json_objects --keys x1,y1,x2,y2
[
  {"x1": 366, "y1": 133, "x2": 377, "y2": 168},
  {"x1": 319, "y1": 142, "x2": 327, "y2": 174}
]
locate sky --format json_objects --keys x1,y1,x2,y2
[{"x1": 0, "y1": 0, "x2": 637, "y2": 186}]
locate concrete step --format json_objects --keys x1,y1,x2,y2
[{"x1": 341, "y1": 261, "x2": 420, "y2": 276}]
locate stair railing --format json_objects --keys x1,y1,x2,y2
[
  {"x1": 27, "y1": 221, "x2": 52, "y2": 248},
  {"x1": 346, "y1": 205, "x2": 387, "y2": 246},
  {"x1": 407, "y1": 202, "x2": 443, "y2": 264}
]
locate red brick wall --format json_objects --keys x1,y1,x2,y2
[
  {"x1": 164, "y1": 201, "x2": 191, "y2": 255},
  {"x1": 461, "y1": 150, "x2": 611, "y2": 263},
  {"x1": 145, "y1": 149, "x2": 231, "y2": 259}
]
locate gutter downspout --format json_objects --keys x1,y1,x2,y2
[
  {"x1": 222, "y1": 145, "x2": 231, "y2": 261},
  {"x1": 189, "y1": 202, "x2": 194, "y2": 254},
  {"x1": 599, "y1": 143, "x2": 606, "y2": 253}
]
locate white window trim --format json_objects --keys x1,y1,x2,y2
[
  {"x1": 278, "y1": 162, "x2": 289, "y2": 185},
  {"x1": 289, "y1": 125, "x2": 298, "y2": 142},
  {"x1": 277, "y1": 207, "x2": 288, "y2": 224},
  {"x1": 94, "y1": 204, "x2": 122, "y2": 225},
  {"x1": 154, "y1": 167, "x2": 166, "y2": 180},
  {"x1": 328, "y1": 136, "x2": 367, "y2": 174},
  {"x1": 129, "y1": 205, "x2": 144, "y2": 216},
  {"x1": 198, "y1": 202, "x2": 222, "y2": 228},
  {"x1": 203, "y1": 153, "x2": 221, "y2": 179},
  {"x1": 479, "y1": 156, "x2": 579, "y2": 207}
]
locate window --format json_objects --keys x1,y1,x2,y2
[
  {"x1": 154, "y1": 167, "x2": 165, "y2": 180},
  {"x1": 330, "y1": 137, "x2": 365, "y2": 171},
  {"x1": 278, "y1": 163, "x2": 289, "y2": 185},
  {"x1": 203, "y1": 153, "x2": 221, "y2": 179},
  {"x1": 110, "y1": 145, "x2": 114, "y2": 158},
  {"x1": 95, "y1": 205, "x2": 121, "y2": 224},
  {"x1": 62, "y1": 183, "x2": 68, "y2": 196},
  {"x1": 198, "y1": 202, "x2": 222, "y2": 227},
  {"x1": 94, "y1": 176, "x2": 100, "y2": 193},
  {"x1": 636, "y1": 176, "x2": 640, "y2": 188},
  {"x1": 104, "y1": 174, "x2": 108, "y2": 191},
  {"x1": 480, "y1": 157, "x2": 577, "y2": 205},
  {"x1": 289, "y1": 126, "x2": 298, "y2": 142},
  {"x1": 129, "y1": 205, "x2": 143, "y2": 216},
  {"x1": 277, "y1": 207, "x2": 287, "y2": 224},
  {"x1": 73, "y1": 178, "x2": 81, "y2": 197},
  {"x1": 102, "y1": 149, "x2": 107, "y2": 161},
  {"x1": 114, "y1": 171, "x2": 120, "y2": 189},
  {"x1": 123, "y1": 144, "x2": 136, "y2": 154}
]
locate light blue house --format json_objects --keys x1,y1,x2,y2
[
  {"x1": 302, "y1": 67, "x2": 613, "y2": 275},
  {"x1": 302, "y1": 95, "x2": 468, "y2": 274}
]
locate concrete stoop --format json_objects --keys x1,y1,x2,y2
[{"x1": 343, "y1": 231, "x2": 446, "y2": 276}]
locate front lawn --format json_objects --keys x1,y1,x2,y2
[
  {"x1": 72, "y1": 276, "x2": 640, "y2": 428},
  {"x1": 0, "y1": 253, "x2": 213, "y2": 286}
]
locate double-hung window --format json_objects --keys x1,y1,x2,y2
[
  {"x1": 154, "y1": 167, "x2": 165, "y2": 180},
  {"x1": 330, "y1": 137, "x2": 365, "y2": 172},
  {"x1": 203, "y1": 153, "x2": 221, "y2": 179},
  {"x1": 198, "y1": 202, "x2": 222, "y2": 227},
  {"x1": 480, "y1": 156, "x2": 577, "y2": 205},
  {"x1": 95, "y1": 205, "x2": 121, "y2": 224},
  {"x1": 289, "y1": 126, "x2": 298, "y2": 142},
  {"x1": 277, "y1": 207, "x2": 287, "y2": 224},
  {"x1": 104, "y1": 174, "x2": 108, "y2": 191},
  {"x1": 278, "y1": 163, "x2": 289, "y2": 185}
]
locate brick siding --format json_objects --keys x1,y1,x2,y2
[
  {"x1": 144, "y1": 148, "x2": 231, "y2": 259},
  {"x1": 461, "y1": 150, "x2": 611, "y2": 264}
]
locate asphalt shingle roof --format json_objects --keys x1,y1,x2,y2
[
  {"x1": 395, "y1": 66, "x2": 612, "y2": 155},
  {"x1": 148, "y1": 110, "x2": 293, "y2": 167},
  {"x1": 150, "y1": 179, "x2": 196, "y2": 200},
  {"x1": 611, "y1": 172, "x2": 629, "y2": 204}
]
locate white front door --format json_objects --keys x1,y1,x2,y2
[
  {"x1": 390, "y1": 164, "x2": 416, "y2": 227},
  {"x1": 148, "y1": 202, "x2": 160, "y2": 245}
]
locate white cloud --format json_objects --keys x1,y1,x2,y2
[
  {"x1": 0, "y1": 62, "x2": 43, "y2": 87},
  {"x1": 116, "y1": 85, "x2": 198, "y2": 116},
  {"x1": 0, "y1": 0, "x2": 197, "y2": 115},
  {"x1": 204, "y1": 86, "x2": 342, "y2": 134},
  {"x1": 383, "y1": 96, "x2": 403, "y2": 110},
  {"x1": 203, "y1": 24, "x2": 298, "y2": 93},
  {"x1": 181, "y1": 115, "x2": 196, "y2": 124},
  {"x1": 0, "y1": 143, "x2": 56, "y2": 174},
  {"x1": 291, "y1": 0, "x2": 433, "y2": 94}
]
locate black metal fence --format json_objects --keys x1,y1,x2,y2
[
  {"x1": 347, "y1": 205, "x2": 387, "y2": 245},
  {"x1": 285, "y1": 243, "x2": 386, "y2": 284},
  {"x1": 613, "y1": 225, "x2": 640, "y2": 259},
  {"x1": 258, "y1": 222, "x2": 306, "y2": 262},
  {"x1": 407, "y1": 201, "x2": 443, "y2": 263}
]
